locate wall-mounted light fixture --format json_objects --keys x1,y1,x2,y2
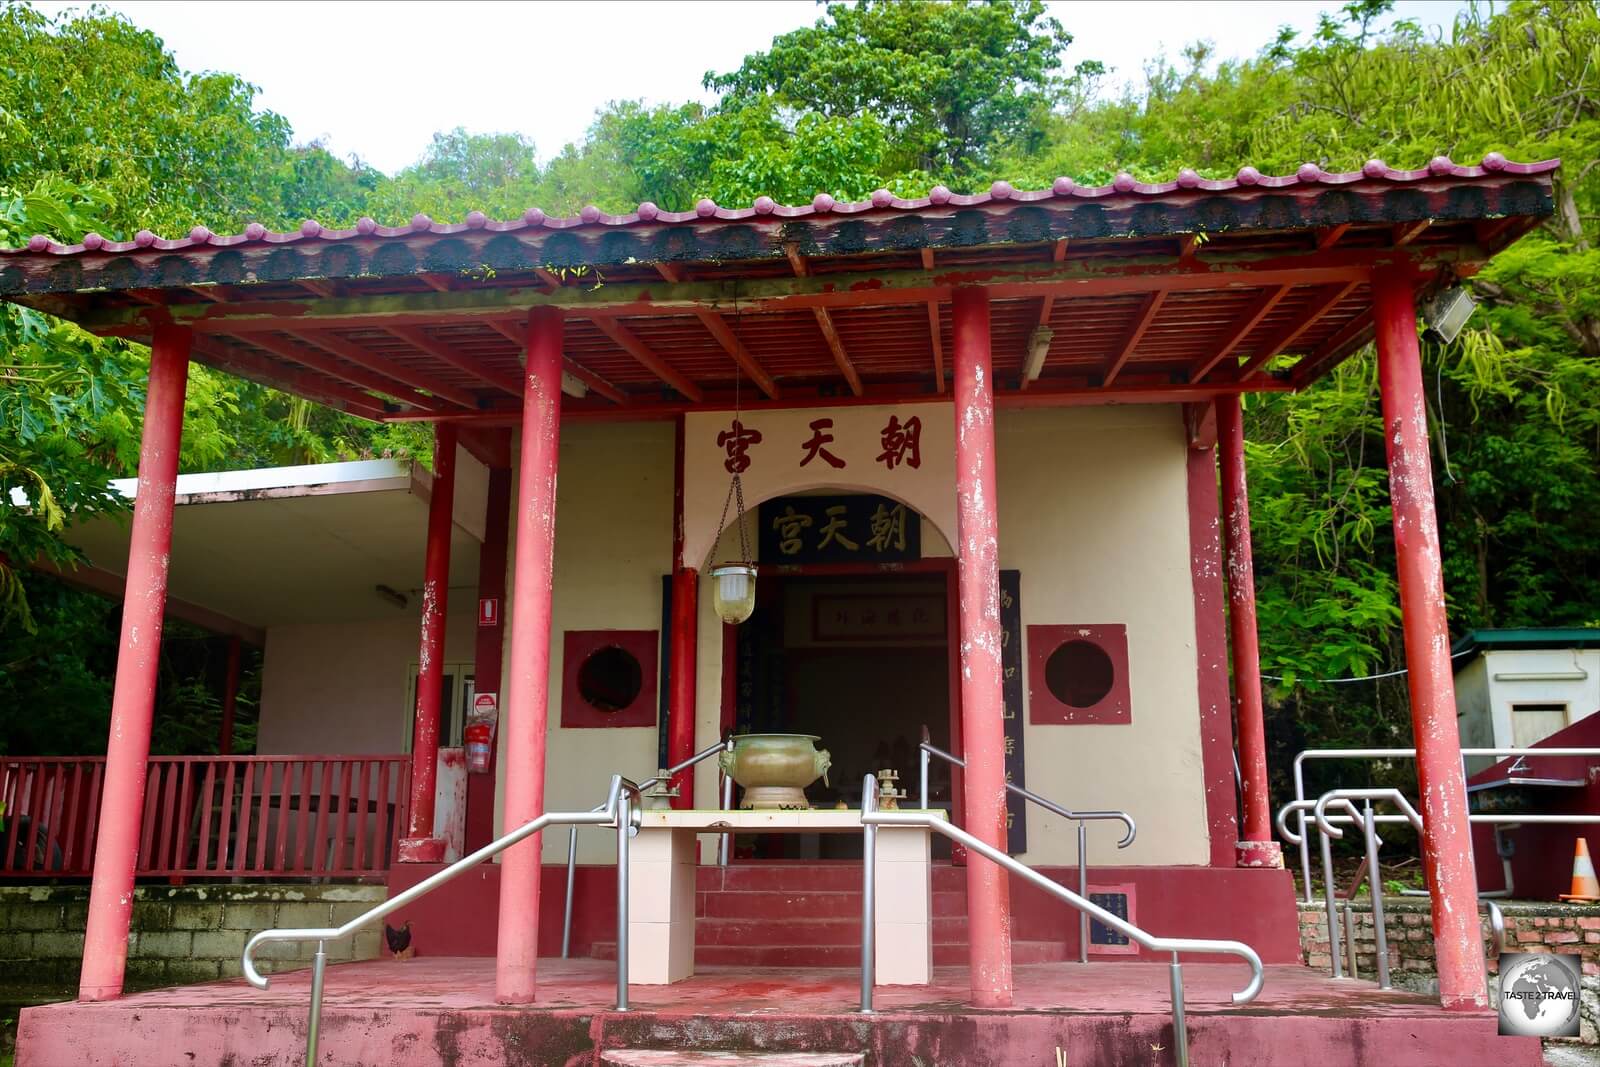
[
  {"x1": 1023, "y1": 325, "x2": 1055, "y2": 383},
  {"x1": 1423, "y1": 286, "x2": 1477, "y2": 345}
]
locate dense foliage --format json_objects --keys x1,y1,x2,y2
[{"x1": 1, "y1": 0, "x2": 1596, "y2": 826}]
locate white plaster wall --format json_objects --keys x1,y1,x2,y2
[
  {"x1": 258, "y1": 600, "x2": 479, "y2": 755},
  {"x1": 994, "y1": 406, "x2": 1208, "y2": 866},
  {"x1": 1483, "y1": 648, "x2": 1600, "y2": 747},
  {"x1": 492, "y1": 419, "x2": 675, "y2": 863},
  {"x1": 1455, "y1": 658, "x2": 1495, "y2": 773}
]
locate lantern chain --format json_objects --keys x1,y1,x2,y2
[{"x1": 713, "y1": 281, "x2": 753, "y2": 564}]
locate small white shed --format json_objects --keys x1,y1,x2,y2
[{"x1": 1455, "y1": 629, "x2": 1600, "y2": 772}]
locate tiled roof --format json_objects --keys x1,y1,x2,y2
[{"x1": 1, "y1": 154, "x2": 1559, "y2": 257}]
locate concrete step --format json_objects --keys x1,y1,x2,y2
[
  {"x1": 694, "y1": 915, "x2": 971, "y2": 947},
  {"x1": 697, "y1": 889, "x2": 967, "y2": 920},
  {"x1": 696, "y1": 864, "x2": 969, "y2": 894},
  {"x1": 603, "y1": 1052, "x2": 864, "y2": 1067},
  {"x1": 592, "y1": 938, "x2": 1066, "y2": 967}
]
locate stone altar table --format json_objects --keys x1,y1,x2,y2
[{"x1": 628, "y1": 808, "x2": 941, "y2": 986}]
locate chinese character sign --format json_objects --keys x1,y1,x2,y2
[
  {"x1": 683, "y1": 404, "x2": 955, "y2": 574},
  {"x1": 717, "y1": 419, "x2": 763, "y2": 474},
  {"x1": 999, "y1": 569, "x2": 1028, "y2": 854},
  {"x1": 758, "y1": 494, "x2": 922, "y2": 564}
]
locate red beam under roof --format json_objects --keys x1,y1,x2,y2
[
  {"x1": 485, "y1": 320, "x2": 629, "y2": 405},
  {"x1": 283, "y1": 329, "x2": 481, "y2": 409},
  {"x1": 588, "y1": 317, "x2": 704, "y2": 403},
  {"x1": 243, "y1": 332, "x2": 452, "y2": 413},
  {"x1": 1238, "y1": 282, "x2": 1362, "y2": 379},
  {"x1": 387, "y1": 325, "x2": 521, "y2": 396},
  {"x1": 785, "y1": 245, "x2": 863, "y2": 397},
  {"x1": 1189, "y1": 287, "x2": 1290, "y2": 384}
]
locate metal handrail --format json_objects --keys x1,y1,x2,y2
[
  {"x1": 242, "y1": 773, "x2": 640, "y2": 1067},
  {"x1": 560, "y1": 738, "x2": 732, "y2": 958},
  {"x1": 861, "y1": 774, "x2": 1260, "y2": 1067},
  {"x1": 919, "y1": 732, "x2": 1135, "y2": 964},
  {"x1": 1289, "y1": 746, "x2": 1600, "y2": 902},
  {"x1": 1290, "y1": 787, "x2": 1511, "y2": 986}
]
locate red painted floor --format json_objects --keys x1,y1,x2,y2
[{"x1": 17, "y1": 957, "x2": 1542, "y2": 1067}]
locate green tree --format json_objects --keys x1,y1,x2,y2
[{"x1": 704, "y1": 0, "x2": 1081, "y2": 179}]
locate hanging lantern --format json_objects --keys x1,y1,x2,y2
[
  {"x1": 710, "y1": 470, "x2": 758, "y2": 626},
  {"x1": 710, "y1": 562, "x2": 758, "y2": 625},
  {"x1": 710, "y1": 286, "x2": 758, "y2": 626}
]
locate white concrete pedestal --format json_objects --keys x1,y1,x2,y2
[{"x1": 627, "y1": 809, "x2": 939, "y2": 986}]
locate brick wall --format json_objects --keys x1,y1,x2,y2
[
  {"x1": 0, "y1": 883, "x2": 387, "y2": 1002},
  {"x1": 1298, "y1": 899, "x2": 1600, "y2": 1041}
]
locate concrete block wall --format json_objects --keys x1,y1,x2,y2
[
  {"x1": 0, "y1": 883, "x2": 387, "y2": 1000},
  {"x1": 1298, "y1": 899, "x2": 1600, "y2": 1042}
]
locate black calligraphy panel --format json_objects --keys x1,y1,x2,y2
[
  {"x1": 1000, "y1": 570, "x2": 1027, "y2": 854},
  {"x1": 758, "y1": 494, "x2": 921, "y2": 565}
]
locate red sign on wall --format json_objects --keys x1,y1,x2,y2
[{"x1": 478, "y1": 598, "x2": 499, "y2": 628}]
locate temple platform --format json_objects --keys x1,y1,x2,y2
[{"x1": 16, "y1": 957, "x2": 1541, "y2": 1067}]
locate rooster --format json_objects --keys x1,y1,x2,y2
[{"x1": 384, "y1": 920, "x2": 414, "y2": 960}]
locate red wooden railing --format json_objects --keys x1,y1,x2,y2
[{"x1": 0, "y1": 755, "x2": 411, "y2": 880}]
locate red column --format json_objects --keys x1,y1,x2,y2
[
  {"x1": 400, "y1": 423, "x2": 458, "y2": 862},
  {"x1": 668, "y1": 568, "x2": 698, "y2": 808},
  {"x1": 466, "y1": 457, "x2": 512, "y2": 852},
  {"x1": 667, "y1": 415, "x2": 698, "y2": 808},
  {"x1": 495, "y1": 306, "x2": 565, "y2": 1003},
  {"x1": 950, "y1": 287, "x2": 1013, "y2": 1008},
  {"x1": 218, "y1": 636, "x2": 241, "y2": 756},
  {"x1": 79, "y1": 324, "x2": 191, "y2": 1001},
  {"x1": 1215, "y1": 396, "x2": 1280, "y2": 868},
  {"x1": 1374, "y1": 265, "x2": 1486, "y2": 1010}
]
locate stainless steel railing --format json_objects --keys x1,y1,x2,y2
[
  {"x1": 560, "y1": 738, "x2": 733, "y2": 958},
  {"x1": 242, "y1": 773, "x2": 642, "y2": 1067},
  {"x1": 1289, "y1": 746, "x2": 1600, "y2": 902},
  {"x1": 1279, "y1": 786, "x2": 1511, "y2": 985},
  {"x1": 861, "y1": 774, "x2": 1261, "y2": 1067},
  {"x1": 919, "y1": 731, "x2": 1135, "y2": 963}
]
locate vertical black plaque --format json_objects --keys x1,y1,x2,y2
[{"x1": 1000, "y1": 570, "x2": 1027, "y2": 854}]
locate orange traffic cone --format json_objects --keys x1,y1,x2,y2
[{"x1": 1559, "y1": 838, "x2": 1600, "y2": 903}]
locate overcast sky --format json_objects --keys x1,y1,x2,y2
[{"x1": 38, "y1": 0, "x2": 1470, "y2": 176}]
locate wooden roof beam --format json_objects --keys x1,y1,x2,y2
[
  {"x1": 283, "y1": 329, "x2": 482, "y2": 409},
  {"x1": 487, "y1": 319, "x2": 630, "y2": 405},
  {"x1": 784, "y1": 245, "x2": 862, "y2": 396},
  {"x1": 297, "y1": 279, "x2": 341, "y2": 299},
  {"x1": 1289, "y1": 308, "x2": 1376, "y2": 388},
  {"x1": 1315, "y1": 224, "x2": 1351, "y2": 251},
  {"x1": 241, "y1": 332, "x2": 450, "y2": 413},
  {"x1": 1189, "y1": 286, "x2": 1291, "y2": 383},
  {"x1": 655, "y1": 262, "x2": 779, "y2": 398},
  {"x1": 386, "y1": 325, "x2": 522, "y2": 397},
  {"x1": 191, "y1": 337, "x2": 389, "y2": 421},
  {"x1": 1102, "y1": 291, "x2": 1167, "y2": 387},
  {"x1": 1393, "y1": 220, "x2": 1432, "y2": 247},
  {"x1": 588, "y1": 317, "x2": 705, "y2": 403},
  {"x1": 1019, "y1": 239, "x2": 1072, "y2": 391},
  {"x1": 1237, "y1": 282, "x2": 1361, "y2": 379},
  {"x1": 920, "y1": 249, "x2": 945, "y2": 393}
]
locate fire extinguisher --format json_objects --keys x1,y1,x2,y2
[{"x1": 465, "y1": 720, "x2": 494, "y2": 773}]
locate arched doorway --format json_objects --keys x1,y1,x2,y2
[{"x1": 714, "y1": 491, "x2": 959, "y2": 860}]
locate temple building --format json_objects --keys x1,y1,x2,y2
[{"x1": 0, "y1": 156, "x2": 1562, "y2": 1066}]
